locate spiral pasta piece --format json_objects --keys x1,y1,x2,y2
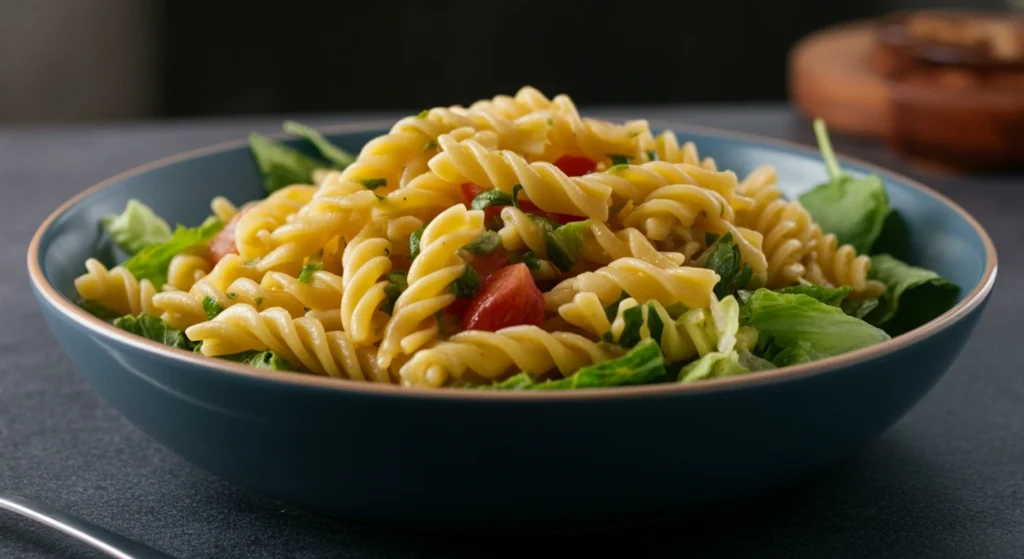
[
  {"x1": 399, "y1": 325, "x2": 622, "y2": 388},
  {"x1": 497, "y1": 206, "x2": 549, "y2": 257},
  {"x1": 377, "y1": 205, "x2": 485, "y2": 368},
  {"x1": 210, "y1": 196, "x2": 239, "y2": 223},
  {"x1": 261, "y1": 270, "x2": 345, "y2": 312},
  {"x1": 200, "y1": 254, "x2": 263, "y2": 292},
  {"x1": 804, "y1": 229, "x2": 887, "y2": 298},
  {"x1": 153, "y1": 275, "x2": 306, "y2": 330},
  {"x1": 340, "y1": 102, "x2": 551, "y2": 190},
  {"x1": 636, "y1": 129, "x2": 718, "y2": 169},
  {"x1": 74, "y1": 258, "x2": 158, "y2": 317},
  {"x1": 186, "y1": 305, "x2": 389, "y2": 382},
  {"x1": 622, "y1": 183, "x2": 736, "y2": 241},
  {"x1": 467, "y1": 85, "x2": 557, "y2": 119},
  {"x1": 340, "y1": 222, "x2": 393, "y2": 345},
  {"x1": 426, "y1": 134, "x2": 612, "y2": 221},
  {"x1": 234, "y1": 185, "x2": 317, "y2": 261},
  {"x1": 545, "y1": 94, "x2": 649, "y2": 162},
  {"x1": 165, "y1": 252, "x2": 212, "y2": 291},
  {"x1": 557, "y1": 293, "x2": 699, "y2": 363},
  {"x1": 544, "y1": 257, "x2": 720, "y2": 312},
  {"x1": 579, "y1": 221, "x2": 685, "y2": 269}
]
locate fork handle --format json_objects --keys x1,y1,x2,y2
[{"x1": 0, "y1": 494, "x2": 175, "y2": 559}]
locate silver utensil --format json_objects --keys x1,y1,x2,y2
[{"x1": 0, "y1": 494, "x2": 175, "y2": 559}]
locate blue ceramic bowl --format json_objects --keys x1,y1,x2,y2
[{"x1": 28, "y1": 121, "x2": 997, "y2": 530}]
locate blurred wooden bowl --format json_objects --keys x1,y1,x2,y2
[{"x1": 788, "y1": 10, "x2": 1024, "y2": 172}]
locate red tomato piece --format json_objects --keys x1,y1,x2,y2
[
  {"x1": 553, "y1": 155, "x2": 597, "y2": 177},
  {"x1": 468, "y1": 248, "x2": 509, "y2": 284},
  {"x1": 207, "y1": 205, "x2": 251, "y2": 264},
  {"x1": 462, "y1": 263, "x2": 544, "y2": 332}
]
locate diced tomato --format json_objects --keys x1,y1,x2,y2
[
  {"x1": 553, "y1": 155, "x2": 597, "y2": 177},
  {"x1": 462, "y1": 263, "x2": 544, "y2": 332},
  {"x1": 460, "y1": 182, "x2": 486, "y2": 202},
  {"x1": 443, "y1": 249, "x2": 509, "y2": 318},
  {"x1": 445, "y1": 298, "x2": 470, "y2": 316},
  {"x1": 208, "y1": 205, "x2": 250, "y2": 264}
]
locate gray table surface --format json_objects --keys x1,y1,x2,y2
[{"x1": 1, "y1": 105, "x2": 1021, "y2": 558}]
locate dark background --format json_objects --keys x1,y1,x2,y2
[{"x1": 0, "y1": 0, "x2": 1013, "y2": 124}]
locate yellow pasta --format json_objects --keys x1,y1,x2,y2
[
  {"x1": 75, "y1": 86, "x2": 903, "y2": 390},
  {"x1": 399, "y1": 325, "x2": 622, "y2": 388},
  {"x1": 377, "y1": 205, "x2": 484, "y2": 368},
  {"x1": 75, "y1": 258, "x2": 158, "y2": 317}
]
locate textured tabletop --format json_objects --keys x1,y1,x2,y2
[{"x1": 1, "y1": 105, "x2": 1021, "y2": 558}]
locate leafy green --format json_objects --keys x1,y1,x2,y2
[
  {"x1": 78, "y1": 300, "x2": 121, "y2": 321},
  {"x1": 218, "y1": 349, "x2": 293, "y2": 371},
  {"x1": 615, "y1": 304, "x2": 646, "y2": 348},
  {"x1": 463, "y1": 231, "x2": 502, "y2": 254},
  {"x1": 470, "y1": 189, "x2": 515, "y2": 210},
  {"x1": 696, "y1": 232, "x2": 753, "y2": 298},
  {"x1": 603, "y1": 291, "x2": 630, "y2": 321},
  {"x1": 99, "y1": 200, "x2": 172, "y2": 254},
  {"x1": 122, "y1": 218, "x2": 224, "y2": 287},
  {"x1": 297, "y1": 261, "x2": 323, "y2": 283},
  {"x1": 381, "y1": 272, "x2": 408, "y2": 315},
  {"x1": 511, "y1": 184, "x2": 524, "y2": 208},
  {"x1": 608, "y1": 154, "x2": 631, "y2": 166},
  {"x1": 360, "y1": 178, "x2": 387, "y2": 190},
  {"x1": 202, "y1": 296, "x2": 224, "y2": 319},
  {"x1": 797, "y1": 119, "x2": 889, "y2": 254},
  {"x1": 738, "y1": 350, "x2": 776, "y2": 372},
  {"x1": 678, "y1": 351, "x2": 749, "y2": 383},
  {"x1": 113, "y1": 313, "x2": 194, "y2": 350},
  {"x1": 770, "y1": 340, "x2": 827, "y2": 367},
  {"x1": 468, "y1": 339, "x2": 666, "y2": 390},
  {"x1": 528, "y1": 213, "x2": 559, "y2": 233},
  {"x1": 646, "y1": 149, "x2": 658, "y2": 161},
  {"x1": 606, "y1": 164, "x2": 629, "y2": 173},
  {"x1": 409, "y1": 227, "x2": 425, "y2": 260},
  {"x1": 775, "y1": 284, "x2": 851, "y2": 307},
  {"x1": 866, "y1": 254, "x2": 959, "y2": 336},
  {"x1": 508, "y1": 251, "x2": 542, "y2": 270},
  {"x1": 871, "y1": 209, "x2": 909, "y2": 261},
  {"x1": 545, "y1": 219, "x2": 591, "y2": 272},
  {"x1": 449, "y1": 266, "x2": 481, "y2": 299},
  {"x1": 842, "y1": 297, "x2": 879, "y2": 320},
  {"x1": 248, "y1": 132, "x2": 325, "y2": 193},
  {"x1": 741, "y1": 289, "x2": 890, "y2": 365},
  {"x1": 282, "y1": 120, "x2": 356, "y2": 168}
]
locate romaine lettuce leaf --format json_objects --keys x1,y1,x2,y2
[
  {"x1": 798, "y1": 119, "x2": 889, "y2": 254},
  {"x1": 282, "y1": 121, "x2": 355, "y2": 168},
  {"x1": 742, "y1": 289, "x2": 890, "y2": 362},
  {"x1": 78, "y1": 300, "x2": 122, "y2": 321},
  {"x1": 219, "y1": 349, "x2": 293, "y2": 371},
  {"x1": 775, "y1": 284, "x2": 851, "y2": 307},
  {"x1": 99, "y1": 200, "x2": 172, "y2": 254},
  {"x1": 866, "y1": 254, "x2": 959, "y2": 336},
  {"x1": 122, "y1": 218, "x2": 223, "y2": 287},
  {"x1": 545, "y1": 219, "x2": 591, "y2": 272},
  {"x1": 678, "y1": 350, "x2": 748, "y2": 383},
  {"x1": 871, "y1": 209, "x2": 909, "y2": 261},
  {"x1": 695, "y1": 232, "x2": 753, "y2": 298},
  {"x1": 249, "y1": 132, "x2": 326, "y2": 193},
  {"x1": 113, "y1": 313, "x2": 194, "y2": 350}
]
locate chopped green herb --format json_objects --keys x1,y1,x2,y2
[
  {"x1": 423, "y1": 140, "x2": 437, "y2": 152},
  {"x1": 546, "y1": 117, "x2": 554, "y2": 126},
  {"x1": 298, "y1": 261, "x2": 324, "y2": 283},
  {"x1": 646, "y1": 149, "x2": 658, "y2": 161},
  {"x1": 607, "y1": 164, "x2": 628, "y2": 173},
  {"x1": 381, "y1": 272, "x2": 409, "y2": 315},
  {"x1": 470, "y1": 189, "x2": 514, "y2": 211},
  {"x1": 449, "y1": 266, "x2": 481, "y2": 299},
  {"x1": 603, "y1": 291, "x2": 630, "y2": 321},
  {"x1": 254, "y1": 296, "x2": 264, "y2": 306},
  {"x1": 409, "y1": 227, "x2": 425, "y2": 259},
  {"x1": 202, "y1": 296, "x2": 224, "y2": 319},
  {"x1": 225, "y1": 292, "x2": 239, "y2": 300},
  {"x1": 705, "y1": 232, "x2": 720, "y2": 245},
  {"x1": 609, "y1": 154, "x2": 631, "y2": 166},
  {"x1": 463, "y1": 231, "x2": 502, "y2": 254},
  {"x1": 511, "y1": 184, "x2": 524, "y2": 209},
  {"x1": 545, "y1": 219, "x2": 590, "y2": 272},
  {"x1": 416, "y1": 109, "x2": 429, "y2": 118},
  {"x1": 360, "y1": 178, "x2": 387, "y2": 190}
]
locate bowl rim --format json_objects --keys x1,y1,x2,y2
[{"x1": 26, "y1": 118, "x2": 999, "y2": 401}]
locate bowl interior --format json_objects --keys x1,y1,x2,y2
[{"x1": 37, "y1": 124, "x2": 988, "y2": 331}]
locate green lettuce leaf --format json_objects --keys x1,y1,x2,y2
[
  {"x1": 470, "y1": 189, "x2": 515, "y2": 210},
  {"x1": 545, "y1": 219, "x2": 591, "y2": 272},
  {"x1": 467, "y1": 339, "x2": 666, "y2": 390},
  {"x1": 78, "y1": 300, "x2": 122, "y2": 321},
  {"x1": 249, "y1": 132, "x2": 326, "y2": 193},
  {"x1": 871, "y1": 209, "x2": 909, "y2": 261},
  {"x1": 219, "y1": 350, "x2": 293, "y2": 371},
  {"x1": 113, "y1": 313, "x2": 194, "y2": 350},
  {"x1": 798, "y1": 119, "x2": 889, "y2": 254},
  {"x1": 742, "y1": 289, "x2": 889, "y2": 363},
  {"x1": 775, "y1": 284, "x2": 851, "y2": 307},
  {"x1": 282, "y1": 121, "x2": 355, "y2": 168},
  {"x1": 409, "y1": 227, "x2": 425, "y2": 260},
  {"x1": 99, "y1": 200, "x2": 172, "y2": 254},
  {"x1": 866, "y1": 254, "x2": 959, "y2": 336},
  {"x1": 769, "y1": 340, "x2": 828, "y2": 367},
  {"x1": 122, "y1": 218, "x2": 223, "y2": 287},
  {"x1": 202, "y1": 296, "x2": 224, "y2": 319},
  {"x1": 448, "y1": 266, "x2": 480, "y2": 298},
  {"x1": 841, "y1": 297, "x2": 879, "y2": 320},
  {"x1": 678, "y1": 350, "x2": 749, "y2": 383},
  {"x1": 738, "y1": 350, "x2": 776, "y2": 371}
]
